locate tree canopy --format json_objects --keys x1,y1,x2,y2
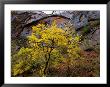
[{"x1": 11, "y1": 21, "x2": 82, "y2": 77}]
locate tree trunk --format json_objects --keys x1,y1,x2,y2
[
  {"x1": 44, "y1": 53, "x2": 51, "y2": 76},
  {"x1": 67, "y1": 58, "x2": 71, "y2": 76}
]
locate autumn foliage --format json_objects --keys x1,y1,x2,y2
[{"x1": 11, "y1": 21, "x2": 99, "y2": 77}]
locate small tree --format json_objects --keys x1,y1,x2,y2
[{"x1": 11, "y1": 21, "x2": 81, "y2": 77}]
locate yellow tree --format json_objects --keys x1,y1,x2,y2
[{"x1": 11, "y1": 21, "x2": 81, "y2": 77}]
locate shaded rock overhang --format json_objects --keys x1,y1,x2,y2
[{"x1": 22, "y1": 14, "x2": 71, "y2": 28}]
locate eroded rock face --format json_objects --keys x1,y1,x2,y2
[
  {"x1": 21, "y1": 27, "x2": 32, "y2": 37},
  {"x1": 72, "y1": 15, "x2": 88, "y2": 30},
  {"x1": 11, "y1": 11, "x2": 100, "y2": 36},
  {"x1": 88, "y1": 11, "x2": 100, "y2": 20},
  {"x1": 52, "y1": 11, "x2": 100, "y2": 30},
  {"x1": 26, "y1": 11, "x2": 48, "y2": 24},
  {"x1": 11, "y1": 11, "x2": 47, "y2": 38}
]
